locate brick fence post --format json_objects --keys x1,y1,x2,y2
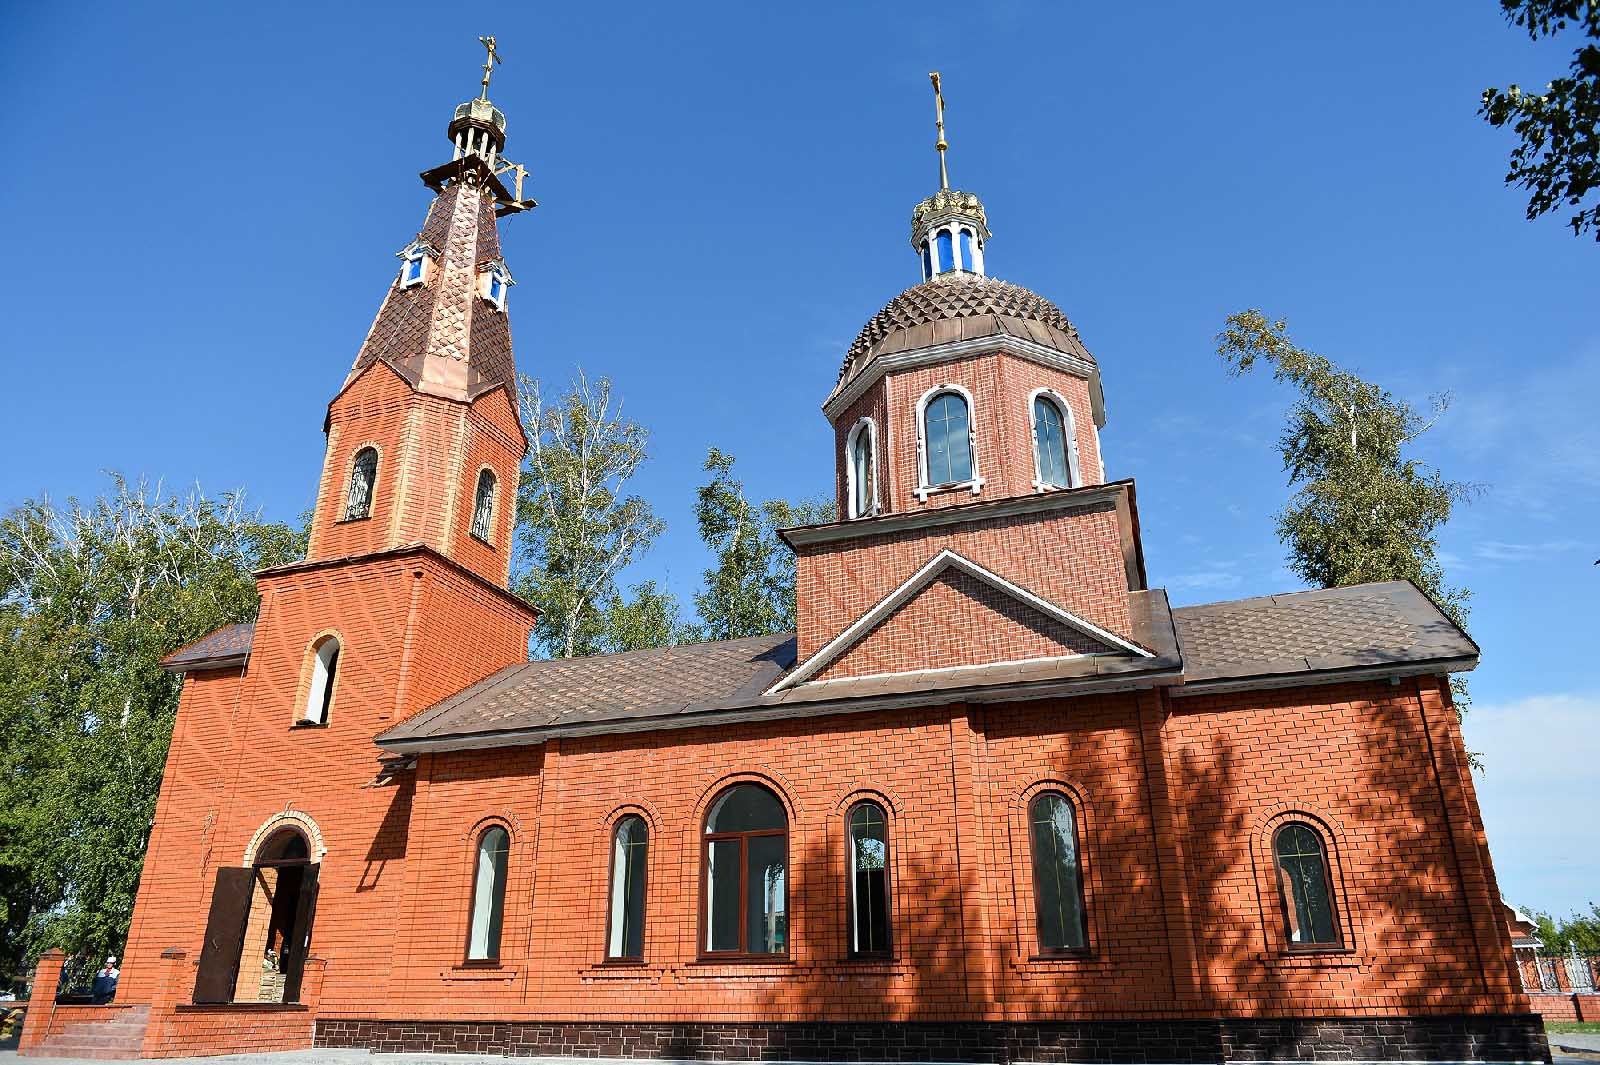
[
  {"x1": 138, "y1": 949, "x2": 190, "y2": 1057},
  {"x1": 17, "y1": 950, "x2": 66, "y2": 1054}
]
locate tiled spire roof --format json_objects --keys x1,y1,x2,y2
[{"x1": 346, "y1": 181, "x2": 515, "y2": 403}]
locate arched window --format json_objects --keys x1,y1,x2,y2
[
  {"x1": 300, "y1": 637, "x2": 339, "y2": 725},
  {"x1": 958, "y1": 228, "x2": 974, "y2": 271},
  {"x1": 703, "y1": 784, "x2": 787, "y2": 956},
  {"x1": 466, "y1": 826, "x2": 510, "y2": 962},
  {"x1": 922, "y1": 390, "x2": 974, "y2": 487},
  {"x1": 470, "y1": 469, "x2": 497, "y2": 542},
  {"x1": 921, "y1": 240, "x2": 933, "y2": 281},
  {"x1": 607, "y1": 816, "x2": 648, "y2": 960},
  {"x1": 935, "y1": 229, "x2": 954, "y2": 273},
  {"x1": 1028, "y1": 792, "x2": 1087, "y2": 953},
  {"x1": 345, "y1": 447, "x2": 378, "y2": 521},
  {"x1": 1030, "y1": 394, "x2": 1075, "y2": 489},
  {"x1": 847, "y1": 801, "x2": 891, "y2": 956},
  {"x1": 1273, "y1": 822, "x2": 1340, "y2": 947},
  {"x1": 847, "y1": 420, "x2": 877, "y2": 519}
]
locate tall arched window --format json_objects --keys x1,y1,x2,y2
[
  {"x1": 847, "y1": 801, "x2": 891, "y2": 956},
  {"x1": 847, "y1": 420, "x2": 877, "y2": 519},
  {"x1": 958, "y1": 228, "x2": 974, "y2": 271},
  {"x1": 1274, "y1": 822, "x2": 1340, "y2": 947},
  {"x1": 300, "y1": 637, "x2": 339, "y2": 725},
  {"x1": 922, "y1": 390, "x2": 974, "y2": 487},
  {"x1": 607, "y1": 816, "x2": 648, "y2": 960},
  {"x1": 703, "y1": 784, "x2": 787, "y2": 957},
  {"x1": 345, "y1": 447, "x2": 378, "y2": 520},
  {"x1": 921, "y1": 240, "x2": 934, "y2": 281},
  {"x1": 466, "y1": 826, "x2": 510, "y2": 962},
  {"x1": 470, "y1": 469, "x2": 497, "y2": 542},
  {"x1": 1028, "y1": 792, "x2": 1087, "y2": 953}
]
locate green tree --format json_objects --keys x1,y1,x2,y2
[
  {"x1": 0, "y1": 477, "x2": 302, "y2": 989},
  {"x1": 515, "y1": 372, "x2": 675, "y2": 658},
  {"x1": 691, "y1": 448, "x2": 834, "y2": 641},
  {"x1": 1531, "y1": 903, "x2": 1600, "y2": 952},
  {"x1": 1215, "y1": 311, "x2": 1477, "y2": 699},
  {"x1": 595, "y1": 580, "x2": 691, "y2": 655},
  {"x1": 1480, "y1": 0, "x2": 1600, "y2": 240}
]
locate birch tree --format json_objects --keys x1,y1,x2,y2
[
  {"x1": 0, "y1": 477, "x2": 302, "y2": 988},
  {"x1": 1216, "y1": 311, "x2": 1477, "y2": 705},
  {"x1": 514, "y1": 372, "x2": 672, "y2": 658}
]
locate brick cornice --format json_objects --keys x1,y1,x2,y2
[{"x1": 256, "y1": 542, "x2": 538, "y2": 622}]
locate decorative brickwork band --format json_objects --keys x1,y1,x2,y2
[{"x1": 315, "y1": 1015, "x2": 1550, "y2": 1063}]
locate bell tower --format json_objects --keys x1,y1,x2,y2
[{"x1": 305, "y1": 36, "x2": 538, "y2": 589}]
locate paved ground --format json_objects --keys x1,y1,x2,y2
[{"x1": 1552, "y1": 1033, "x2": 1600, "y2": 1053}]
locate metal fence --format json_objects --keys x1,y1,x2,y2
[{"x1": 1516, "y1": 945, "x2": 1598, "y2": 994}]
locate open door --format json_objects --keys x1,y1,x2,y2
[
  {"x1": 280, "y1": 863, "x2": 320, "y2": 1003},
  {"x1": 193, "y1": 867, "x2": 254, "y2": 1004}
]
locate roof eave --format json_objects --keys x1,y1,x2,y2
[{"x1": 1170, "y1": 655, "x2": 1479, "y2": 699}]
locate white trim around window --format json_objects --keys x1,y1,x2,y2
[
  {"x1": 845, "y1": 417, "x2": 880, "y2": 519},
  {"x1": 1027, "y1": 387, "x2": 1083, "y2": 492},
  {"x1": 914, "y1": 384, "x2": 984, "y2": 502}
]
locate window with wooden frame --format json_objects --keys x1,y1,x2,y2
[
  {"x1": 606, "y1": 815, "x2": 648, "y2": 961},
  {"x1": 845, "y1": 800, "x2": 891, "y2": 957},
  {"x1": 465, "y1": 825, "x2": 510, "y2": 963},
  {"x1": 1272, "y1": 821, "x2": 1341, "y2": 949},
  {"x1": 702, "y1": 784, "x2": 787, "y2": 958},
  {"x1": 1028, "y1": 791, "x2": 1088, "y2": 954}
]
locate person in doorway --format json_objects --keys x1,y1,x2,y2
[{"x1": 90, "y1": 957, "x2": 119, "y2": 1004}]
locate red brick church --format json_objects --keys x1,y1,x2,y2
[{"x1": 22, "y1": 64, "x2": 1545, "y2": 1063}]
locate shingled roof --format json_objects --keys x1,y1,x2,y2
[
  {"x1": 345, "y1": 183, "x2": 516, "y2": 403},
  {"x1": 837, "y1": 273, "x2": 1093, "y2": 389},
  {"x1": 1170, "y1": 581, "x2": 1478, "y2": 690},
  {"x1": 375, "y1": 580, "x2": 1475, "y2": 752},
  {"x1": 160, "y1": 622, "x2": 255, "y2": 672}
]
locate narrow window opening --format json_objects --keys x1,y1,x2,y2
[
  {"x1": 848, "y1": 422, "x2": 876, "y2": 519},
  {"x1": 1274, "y1": 823, "x2": 1341, "y2": 947},
  {"x1": 607, "y1": 816, "x2": 648, "y2": 960},
  {"x1": 922, "y1": 391, "x2": 973, "y2": 486},
  {"x1": 1033, "y1": 395, "x2": 1071, "y2": 488},
  {"x1": 1029, "y1": 792, "x2": 1087, "y2": 953},
  {"x1": 300, "y1": 638, "x2": 339, "y2": 726},
  {"x1": 847, "y1": 801, "x2": 891, "y2": 956},
  {"x1": 345, "y1": 447, "x2": 378, "y2": 521},
  {"x1": 471, "y1": 469, "x2": 497, "y2": 542},
  {"x1": 466, "y1": 826, "x2": 510, "y2": 962},
  {"x1": 935, "y1": 229, "x2": 954, "y2": 273}
]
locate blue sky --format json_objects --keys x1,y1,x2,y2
[{"x1": 2, "y1": 2, "x2": 1595, "y2": 914}]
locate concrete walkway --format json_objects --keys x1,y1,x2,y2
[{"x1": 1550, "y1": 1032, "x2": 1600, "y2": 1053}]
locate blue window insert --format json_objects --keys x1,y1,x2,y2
[
  {"x1": 959, "y1": 229, "x2": 973, "y2": 271},
  {"x1": 921, "y1": 240, "x2": 933, "y2": 281},
  {"x1": 923, "y1": 391, "x2": 973, "y2": 486},
  {"x1": 1033, "y1": 396, "x2": 1071, "y2": 487},
  {"x1": 935, "y1": 230, "x2": 954, "y2": 273}
]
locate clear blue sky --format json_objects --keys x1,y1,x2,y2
[{"x1": 3, "y1": 2, "x2": 1594, "y2": 914}]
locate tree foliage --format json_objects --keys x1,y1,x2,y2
[
  {"x1": 1480, "y1": 0, "x2": 1600, "y2": 239},
  {"x1": 1531, "y1": 902, "x2": 1600, "y2": 952},
  {"x1": 514, "y1": 372, "x2": 674, "y2": 658},
  {"x1": 1215, "y1": 311, "x2": 1477, "y2": 697},
  {"x1": 691, "y1": 449, "x2": 834, "y2": 642},
  {"x1": 0, "y1": 477, "x2": 302, "y2": 989}
]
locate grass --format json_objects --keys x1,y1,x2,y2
[{"x1": 1548, "y1": 1021, "x2": 1600, "y2": 1034}]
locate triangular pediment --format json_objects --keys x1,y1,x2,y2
[{"x1": 773, "y1": 549, "x2": 1150, "y2": 692}]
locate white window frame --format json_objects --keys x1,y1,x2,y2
[
  {"x1": 396, "y1": 240, "x2": 436, "y2": 290},
  {"x1": 1027, "y1": 387, "x2": 1083, "y2": 491},
  {"x1": 914, "y1": 383, "x2": 983, "y2": 501},
  {"x1": 480, "y1": 258, "x2": 514, "y2": 311},
  {"x1": 844, "y1": 418, "x2": 880, "y2": 519}
]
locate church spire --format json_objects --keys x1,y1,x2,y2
[{"x1": 911, "y1": 73, "x2": 990, "y2": 281}]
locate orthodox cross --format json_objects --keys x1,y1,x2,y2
[
  {"x1": 929, "y1": 71, "x2": 949, "y2": 191},
  {"x1": 479, "y1": 35, "x2": 502, "y2": 100}
]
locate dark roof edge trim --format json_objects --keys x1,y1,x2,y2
[
  {"x1": 780, "y1": 480, "x2": 1130, "y2": 549},
  {"x1": 1170, "y1": 656, "x2": 1479, "y2": 699},
  {"x1": 256, "y1": 543, "x2": 539, "y2": 621},
  {"x1": 374, "y1": 668, "x2": 1185, "y2": 755},
  {"x1": 160, "y1": 651, "x2": 249, "y2": 675}
]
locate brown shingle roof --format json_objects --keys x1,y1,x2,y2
[
  {"x1": 1171, "y1": 581, "x2": 1477, "y2": 686},
  {"x1": 837, "y1": 273, "x2": 1091, "y2": 388},
  {"x1": 377, "y1": 633, "x2": 798, "y2": 746},
  {"x1": 161, "y1": 622, "x2": 255, "y2": 672}
]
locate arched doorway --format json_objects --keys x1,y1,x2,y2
[{"x1": 193, "y1": 824, "x2": 321, "y2": 1005}]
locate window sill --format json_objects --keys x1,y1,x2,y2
[
  {"x1": 442, "y1": 965, "x2": 517, "y2": 982},
  {"x1": 175, "y1": 1002, "x2": 308, "y2": 1013},
  {"x1": 288, "y1": 721, "x2": 327, "y2": 730},
  {"x1": 469, "y1": 532, "x2": 496, "y2": 549},
  {"x1": 913, "y1": 477, "x2": 984, "y2": 502},
  {"x1": 334, "y1": 515, "x2": 372, "y2": 525},
  {"x1": 1263, "y1": 946, "x2": 1364, "y2": 969}
]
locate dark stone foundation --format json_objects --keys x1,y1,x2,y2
[{"x1": 314, "y1": 1015, "x2": 1550, "y2": 1062}]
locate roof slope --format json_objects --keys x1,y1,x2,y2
[
  {"x1": 1171, "y1": 580, "x2": 1477, "y2": 687},
  {"x1": 160, "y1": 622, "x2": 255, "y2": 672},
  {"x1": 378, "y1": 633, "x2": 797, "y2": 746}
]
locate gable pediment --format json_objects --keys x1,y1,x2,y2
[{"x1": 773, "y1": 549, "x2": 1150, "y2": 692}]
